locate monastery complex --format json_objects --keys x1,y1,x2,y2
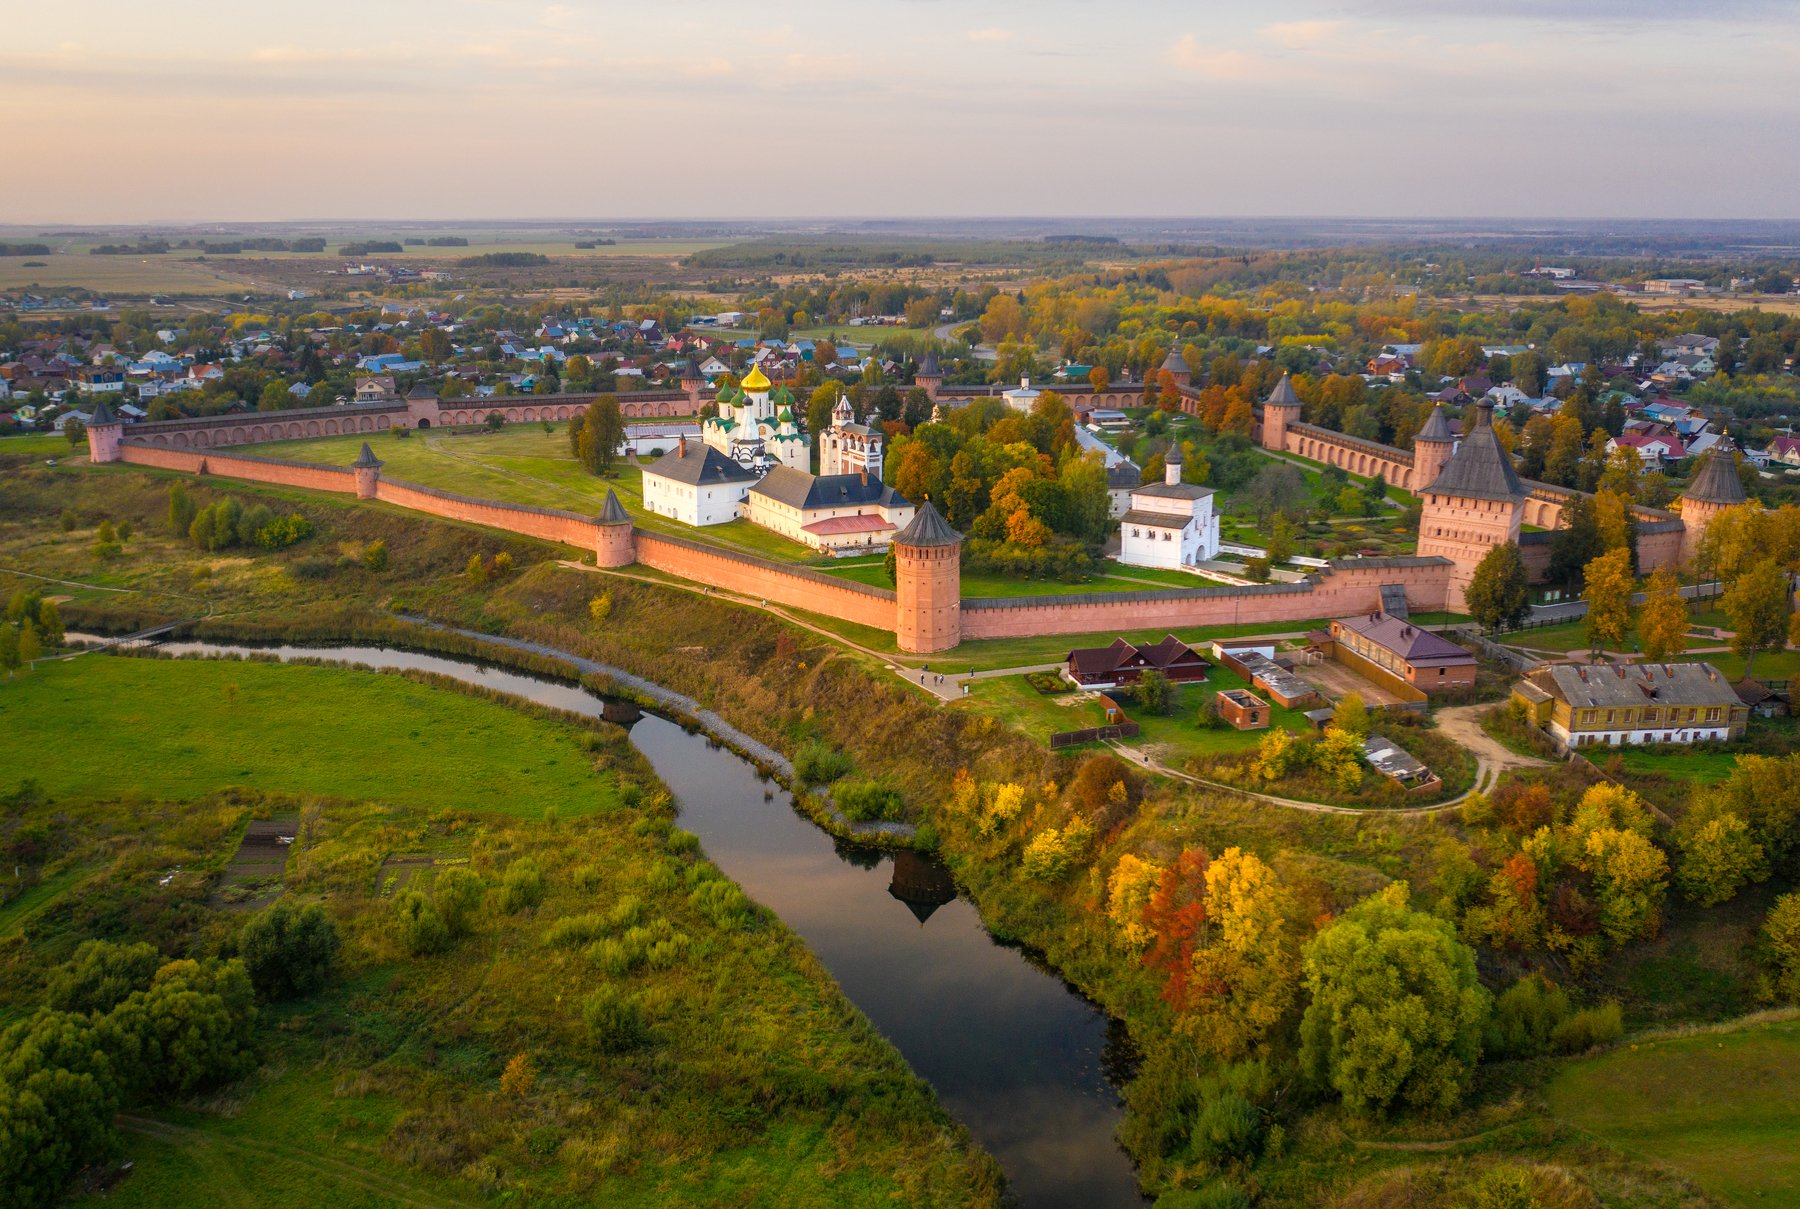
[{"x1": 83, "y1": 353, "x2": 1752, "y2": 653}]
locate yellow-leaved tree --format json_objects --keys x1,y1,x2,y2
[
  {"x1": 1105, "y1": 855, "x2": 1164, "y2": 950},
  {"x1": 1581, "y1": 547, "x2": 1635, "y2": 655},
  {"x1": 1183, "y1": 848, "x2": 1302, "y2": 1059},
  {"x1": 1636, "y1": 564, "x2": 1688, "y2": 660}
]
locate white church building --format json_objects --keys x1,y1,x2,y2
[
  {"x1": 701, "y1": 364, "x2": 810, "y2": 474},
  {"x1": 1117, "y1": 445, "x2": 1220, "y2": 571}
]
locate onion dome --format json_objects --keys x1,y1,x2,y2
[{"x1": 740, "y1": 364, "x2": 772, "y2": 392}]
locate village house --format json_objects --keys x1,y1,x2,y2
[
  {"x1": 1325, "y1": 612, "x2": 1477, "y2": 694},
  {"x1": 640, "y1": 435, "x2": 758, "y2": 526},
  {"x1": 744, "y1": 465, "x2": 914, "y2": 554},
  {"x1": 1511, "y1": 661, "x2": 1749, "y2": 748},
  {"x1": 1117, "y1": 445, "x2": 1221, "y2": 572},
  {"x1": 1064, "y1": 635, "x2": 1211, "y2": 690}
]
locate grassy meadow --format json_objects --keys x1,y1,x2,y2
[
  {"x1": 1546, "y1": 1015, "x2": 1800, "y2": 1207},
  {"x1": 0, "y1": 656, "x2": 621, "y2": 817},
  {"x1": 0, "y1": 653, "x2": 1001, "y2": 1207}
]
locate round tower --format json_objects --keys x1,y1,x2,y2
[
  {"x1": 1411, "y1": 404, "x2": 1456, "y2": 491},
  {"x1": 351, "y1": 442, "x2": 383, "y2": 499},
  {"x1": 893, "y1": 501, "x2": 962, "y2": 654},
  {"x1": 595, "y1": 488, "x2": 636, "y2": 568},
  {"x1": 679, "y1": 357, "x2": 706, "y2": 411},
  {"x1": 915, "y1": 349, "x2": 943, "y2": 401},
  {"x1": 1679, "y1": 439, "x2": 1748, "y2": 566},
  {"x1": 1260, "y1": 373, "x2": 1301, "y2": 451},
  {"x1": 84, "y1": 398, "x2": 123, "y2": 463},
  {"x1": 1160, "y1": 344, "x2": 1192, "y2": 390}
]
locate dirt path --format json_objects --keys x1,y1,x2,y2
[
  {"x1": 1432, "y1": 703, "x2": 1552, "y2": 794},
  {"x1": 118, "y1": 1115, "x2": 482, "y2": 1209}
]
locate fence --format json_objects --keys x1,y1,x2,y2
[
  {"x1": 1050, "y1": 722, "x2": 1141, "y2": 748},
  {"x1": 1454, "y1": 626, "x2": 1544, "y2": 673}
]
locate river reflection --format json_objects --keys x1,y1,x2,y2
[{"x1": 149, "y1": 639, "x2": 1145, "y2": 1207}]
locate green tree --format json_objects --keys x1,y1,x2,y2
[
  {"x1": 0, "y1": 621, "x2": 18, "y2": 675},
  {"x1": 257, "y1": 380, "x2": 293, "y2": 412},
  {"x1": 1581, "y1": 547, "x2": 1634, "y2": 654},
  {"x1": 1465, "y1": 541, "x2": 1530, "y2": 632},
  {"x1": 237, "y1": 901, "x2": 340, "y2": 1000},
  {"x1": 100, "y1": 958, "x2": 258, "y2": 1097},
  {"x1": 581, "y1": 395, "x2": 625, "y2": 474},
  {"x1": 1764, "y1": 893, "x2": 1800, "y2": 1003},
  {"x1": 433, "y1": 867, "x2": 485, "y2": 937},
  {"x1": 45, "y1": 940, "x2": 162, "y2": 1014},
  {"x1": 420, "y1": 327, "x2": 453, "y2": 362},
  {"x1": 17, "y1": 619, "x2": 39, "y2": 666},
  {"x1": 168, "y1": 482, "x2": 197, "y2": 535},
  {"x1": 1332, "y1": 692, "x2": 1369, "y2": 738},
  {"x1": 1298, "y1": 883, "x2": 1489, "y2": 1116},
  {"x1": 393, "y1": 891, "x2": 450, "y2": 955},
  {"x1": 1136, "y1": 669, "x2": 1175, "y2": 715},
  {"x1": 0, "y1": 1010, "x2": 121, "y2": 1209},
  {"x1": 484, "y1": 410, "x2": 506, "y2": 431},
  {"x1": 1722, "y1": 558, "x2": 1792, "y2": 679}
]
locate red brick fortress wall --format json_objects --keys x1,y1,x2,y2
[{"x1": 634, "y1": 533, "x2": 897, "y2": 630}]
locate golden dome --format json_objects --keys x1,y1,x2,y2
[{"x1": 740, "y1": 365, "x2": 771, "y2": 392}]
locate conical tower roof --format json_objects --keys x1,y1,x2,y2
[
  {"x1": 918, "y1": 349, "x2": 941, "y2": 377},
  {"x1": 88, "y1": 398, "x2": 118, "y2": 426},
  {"x1": 1424, "y1": 401, "x2": 1523, "y2": 502},
  {"x1": 1265, "y1": 373, "x2": 1300, "y2": 408},
  {"x1": 352, "y1": 442, "x2": 382, "y2": 468},
  {"x1": 1160, "y1": 344, "x2": 1189, "y2": 374},
  {"x1": 1165, "y1": 440, "x2": 1184, "y2": 465},
  {"x1": 1685, "y1": 442, "x2": 1747, "y2": 505},
  {"x1": 893, "y1": 499, "x2": 961, "y2": 548},
  {"x1": 1416, "y1": 404, "x2": 1454, "y2": 444},
  {"x1": 681, "y1": 356, "x2": 704, "y2": 381},
  {"x1": 597, "y1": 487, "x2": 630, "y2": 524}
]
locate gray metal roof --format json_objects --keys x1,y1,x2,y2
[
  {"x1": 749, "y1": 465, "x2": 907, "y2": 511},
  {"x1": 352, "y1": 442, "x2": 382, "y2": 468},
  {"x1": 893, "y1": 500, "x2": 961, "y2": 547},
  {"x1": 644, "y1": 442, "x2": 757, "y2": 486},
  {"x1": 1416, "y1": 404, "x2": 1454, "y2": 443},
  {"x1": 88, "y1": 398, "x2": 117, "y2": 426},
  {"x1": 1684, "y1": 444, "x2": 1747, "y2": 505},
  {"x1": 1161, "y1": 345, "x2": 1189, "y2": 374},
  {"x1": 1121, "y1": 509, "x2": 1188, "y2": 529},
  {"x1": 1423, "y1": 402, "x2": 1524, "y2": 502},
  {"x1": 1529, "y1": 661, "x2": 1741, "y2": 710},
  {"x1": 1134, "y1": 482, "x2": 1214, "y2": 501},
  {"x1": 1265, "y1": 373, "x2": 1300, "y2": 408},
  {"x1": 918, "y1": 350, "x2": 941, "y2": 377},
  {"x1": 597, "y1": 488, "x2": 630, "y2": 524}
]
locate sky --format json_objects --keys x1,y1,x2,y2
[{"x1": 6, "y1": 0, "x2": 1800, "y2": 223}]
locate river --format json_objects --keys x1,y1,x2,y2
[{"x1": 150, "y1": 639, "x2": 1145, "y2": 1207}]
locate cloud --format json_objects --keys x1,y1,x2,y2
[
  {"x1": 1168, "y1": 35, "x2": 1274, "y2": 83},
  {"x1": 1262, "y1": 19, "x2": 1345, "y2": 48},
  {"x1": 967, "y1": 27, "x2": 1012, "y2": 43}
]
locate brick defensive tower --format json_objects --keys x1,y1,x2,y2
[
  {"x1": 84, "y1": 398, "x2": 123, "y2": 463},
  {"x1": 1417, "y1": 400, "x2": 1525, "y2": 611},
  {"x1": 893, "y1": 500, "x2": 962, "y2": 654},
  {"x1": 595, "y1": 488, "x2": 636, "y2": 568},
  {"x1": 1160, "y1": 344, "x2": 1191, "y2": 390},
  {"x1": 915, "y1": 349, "x2": 943, "y2": 402},
  {"x1": 679, "y1": 357, "x2": 706, "y2": 412},
  {"x1": 352, "y1": 442, "x2": 383, "y2": 499},
  {"x1": 1679, "y1": 439, "x2": 1748, "y2": 566},
  {"x1": 1260, "y1": 373, "x2": 1300, "y2": 451},
  {"x1": 1411, "y1": 404, "x2": 1456, "y2": 490}
]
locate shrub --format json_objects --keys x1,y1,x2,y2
[
  {"x1": 583, "y1": 987, "x2": 647, "y2": 1053},
  {"x1": 1137, "y1": 669, "x2": 1176, "y2": 715},
  {"x1": 45, "y1": 939, "x2": 162, "y2": 1014},
  {"x1": 1155, "y1": 1182, "x2": 1251, "y2": 1209},
  {"x1": 1550, "y1": 1002, "x2": 1624, "y2": 1053},
  {"x1": 394, "y1": 892, "x2": 450, "y2": 955},
  {"x1": 1021, "y1": 818, "x2": 1094, "y2": 880},
  {"x1": 588, "y1": 592, "x2": 613, "y2": 623},
  {"x1": 361, "y1": 539, "x2": 389, "y2": 571},
  {"x1": 432, "y1": 867, "x2": 484, "y2": 937},
  {"x1": 688, "y1": 879, "x2": 752, "y2": 930},
  {"x1": 543, "y1": 913, "x2": 610, "y2": 948},
  {"x1": 237, "y1": 900, "x2": 340, "y2": 1000},
  {"x1": 1484, "y1": 973, "x2": 1572, "y2": 1060},
  {"x1": 492, "y1": 551, "x2": 513, "y2": 575},
  {"x1": 834, "y1": 779, "x2": 903, "y2": 822},
  {"x1": 499, "y1": 1051, "x2": 534, "y2": 1095},
  {"x1": 498, "y1": 858, "x2": 545, "y2": 913},
  {"x1": 1765, "y1": 892, "x2": 1800, "y2": 1003},
  {"x1": 289, "y1": 557, "x2": 334, "y2": 580},
  {"x1": 794, "y1": 741, "x2": 853, "y2": 785},
  {"x1": 1188, "y1": 1091, "x2": 1262, "y2": 1165}
]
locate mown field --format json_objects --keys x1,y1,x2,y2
[
  {"x1": 0, "y1": 656, "x2": 621, "y2": 817},
  {"x1": 0, "y1": 654, "x2": 1000, "y2": 1208},
  {"x1": 1546, "y1": 1015, "x2": 1800, "y2": 1207}
]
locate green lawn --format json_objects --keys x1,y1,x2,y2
[
  {"x1": 0, "y1": 655, "x2": 621, "y2": 817},
  {"x1": 1615, "y1": 716, "x2": 1800, "y2": 783},
  {"x1": 0, "y1": 432, "x2": 71, "y2": 458},
  {"x1": 242, "y1": 427, "x2": 823, "y2": 564},
  {"x1": 816, "y1": 559, "x2": 1232, "y2": 599},
  {"x1": 1545, "y1": 1016, "x2": 1800, "y2": 1208}
]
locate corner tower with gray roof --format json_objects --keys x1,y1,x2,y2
[
  {"x1": 1260, "y1": 373, "x2": 1301, "y2": 451},
  {"x1": 1411, "y1": 404, "x2": 1456, "y2": 489},
  {"x1": 85, "y1": 397, "x2": 123, "y2": 463},
  {"x1": 1160, "y1": 344, "x2": 1191, "y2": 389},
  {"x1": 1679, "y1": 436, "x2": 1748, "y2": 566},
  {"x1": 1416, "y1": 399, "x2": 1526, "y2": 610},
  {"x1": 352, "y1": 442, "x2": 383, "y2": 499},
  {"x1": 893, "y1": 501, "x2": 962, "y2": 654}
]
